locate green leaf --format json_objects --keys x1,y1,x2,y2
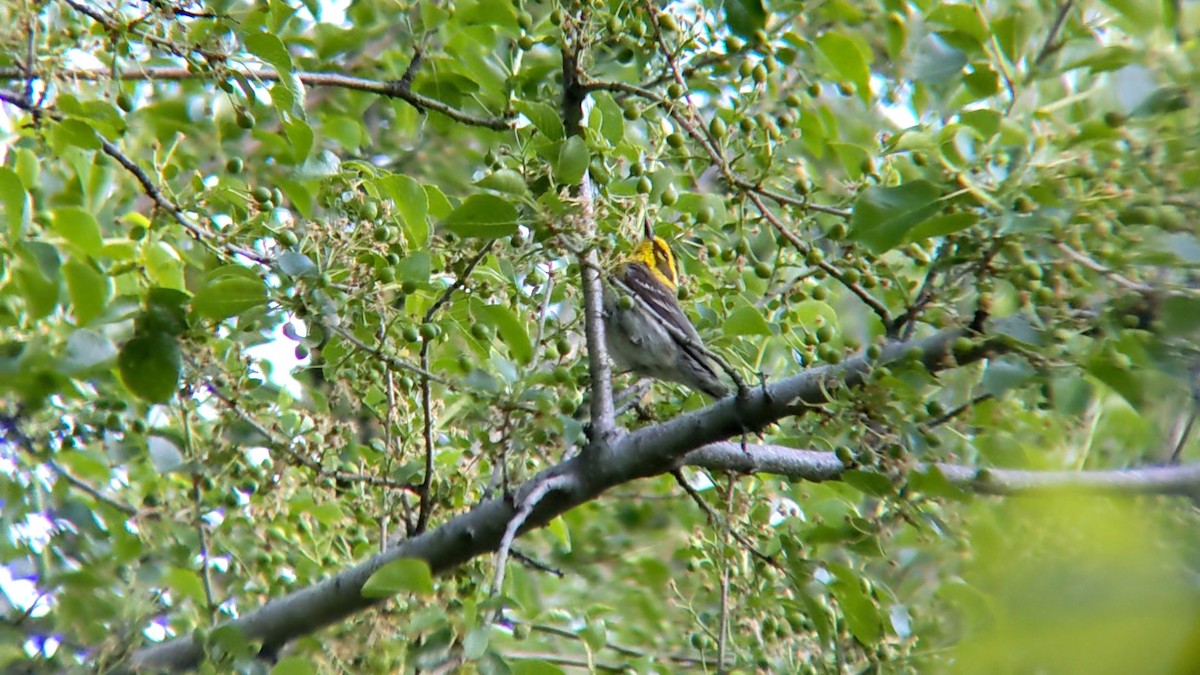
[
  {"x1": 960, "y1": 109, "x2": 1002, "y2": 138},
  {"x1": 1086, "y1": 352, "x2": 1145, "y2": 409},
  {"x1": 271, "y1": 656, "x2": 316, "y2": 675},
  {"x1": 1161, "y1": 297, "x2": 1200, "y2": 336},
  {"x1": 511, "y1": 662, "x2": 565, "y2": 675},
  {"x1": 277, "y1": 250, "x2": 318, "y2": 277},
  {"x1": 1100, "y1": 0, "x2": 1162, "y2": 32},
  {"x1": 912, "y1": 35, "x2": 967, "y2": 84},
  {"x1": 724, "y1": 299, "x2": 772, "y2": 336},
  {"x1": 1051, "y1": 375, "x2": 1094, "y2": 417},
  {"x1": 361, "y1": 558, "x2": 435, "y2": 598},
  {"x1": 726, "y1": 0, "x2": 767, "y2": 38},
  {"x1": 816, "y1": 32, "x2": 871, "y2": 102},
  {"x1": 981, "y1": 356, "x2": 1035, "y2": 397},
  {"x1": 841, "y1": 470, "x2": 893, "y2": 497},
  {"x1": 580, "y1": 618, "x2": 607, "y2": 652},
  {"x1": 145, "y1": 241, "x2": 186, "y2": 291},
  {"x1": 547, "y1": 516, "x2": 571, "y2": 551},
  {"x1": 142, "y1": 288, "x2": 191, "y2": 336},
  {"x1": 376, "y1": 174, "x2": 429, "y2": 247},
  {"x1": 927, "y1": 3, "x2": 989, "y2": 44},
  {"x1": 245, "y1": 32, "x2": 294, "y2": 73},
  {"x1": 790, "y1": 300, "x2": 840, "y2": 331},
  {"x1": 284, "y1": 118, "x2": 314, "y2": 162},
  {"x1": 163, "y1": 566, "x2": 206, "y2": 605},
  {"x1": 475, "y1": 169, "x2": 529, "y2": 196},
  {"x1": 992, "y1": 13, "x2": 1033, "y2": 64},
  {"x1": 989, "y1": 315, "x2": 1045, "y2": 347},
  {"x1": 14, "y1": 147, "x2": 39, "y2": 188},
  {"x1": 848, "y1": 181, "x2": 941, "y2": 253},
  {"x1": 53, "y1": 119, "x2": 101, "y2": 150},
  {"x1": 15, "y1": 243, "x2": 61, "y2": 320},
  {"x1": 827, "y1": 564, "x2": 884, "y2": 645},
  {"x1": 1131, "y1": 85, "x2": 1190, "y2": 117},
  {"x1": 589, "y1": 92, "x2": 625, "y2": 147},
  {"x1": 907, "y1": 465, "x2": 969, "y2": 500},
  {"x1": 59, "y1": 448, "x2": 111, "y2": 482},
  {"x1": 63, "y1": 258, "x2": 112, "y2": 326},
  {"x1": 396, "y1": 252, "x2": 432, "y2": 284},
  {"x1": 52, "y1": 207, "x2": 104, "y2": 256},
  {"x1": 477, "y1": 304, "x2": 533, "y2": 364},
  {"x1": 514, "y1": 101, "x2": 564, "y2": 141},
  {"x1": 297, "y1": 149, "x2": 341, "y2": 179},
  {"x1": 443, "y1": 195, "x2": 519, "y2": 238},
  {"x1": 908, "y1": 212, "x2": 976, "y2": 242},
  {"x1": 1062, "y1": 45, "x2": 1138, "y2": 73},
  {"x1": 554, "y1": 136, "x2": 589, "y2": 186},
  {"x1": 61, "y1": 329, "x2": 117, "y2": 373},
  {"x1": 322, "y1": 114, "x2": 364, "y2": 151},
  {"x1": 192, "y1": 268, "x2": 268, "y2": 322},
  {"x1": 118, "y1": 332, "x2": 181, "y2": 403},
  {"x1": 310, "y1": 502, "x2": 344, "y2": 525},
  {"x1": 463, "y1": 626, "x2": 490, "y2": 661},
  {"x1": 424, "y1": 184, "x2": 453, "y2": 219},
  {"x1": 0, "y1": 167, "x2": 30, "y2": 240},
  {"x1": 147, "y1": 435, "x2": 185, "y2": 473}
]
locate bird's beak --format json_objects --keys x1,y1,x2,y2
[{"x1": 642, "y1": 218, "x2": 654, "y2": 240}]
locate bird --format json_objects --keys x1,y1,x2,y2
[{"x1": 603, "y1": 220, "x2": 730, "y2": 399}]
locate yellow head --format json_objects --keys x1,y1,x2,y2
[{"x1": 626, "y1": 220, "x2": 679, "y2": 290}]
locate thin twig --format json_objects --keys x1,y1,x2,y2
[
  {"x1": 325, "y1": 323, "x2": 447, "y2": 384},
  {"x1": 0, "y1": 63, "x2": 516, "y2": 129},
  {"x1": 180, "y1": 408, "x2": 217, "y2": 619},
  {"x1": 422, "y1": 242, "x2": 497, "y2": 324},
  {"x1": 45, "y1": 459, "x2": 138, "y2": 515},
  {"x1": 925, "y1": 393, "x2": 995, "y2": 429},
  {"x1": 503, "y1": 652, "x2": 626, "y2": 673},
  {"x1": 1035, "y1": 0, "x2": 1078, "y2": 66},
  {"x1": 416, "y1": 351, "x2": 436, "y2": 534},
  {"x1": 527, "y1": 622, "x2": 710, "y2": 666},
  {"x1": 381, "y1": 370, "x2": 397, "y2": 546},
  {"x1": 671, "y1": 470, "x2": 777, "y2": 569},
  {"x1": 716, "y1": 472, "x2": 734, "y2": 670},
  {"x1": 510, "y1": 549, "x2": 564, "y2": 578},
  {"x1": 62, "y1": 0, "x2": 228, "y2": 61},
  {"x1": 490, "y1": 475, "x2": 572, "y2": 621},
  {"x1": 685, "y1": 442, "x2": 1200, "y2": 497},
  {"x1": 1055, "y1": 241, "x2": 1154, "y2": 292},
  {"x1": 192, "y1": 477, "x2": 217, "y2": 619},
  {"x1": 529, "y1": 266, "x2": 556, "y2": 369},
  {"x1": 0, "y1": 91, "x2": 268, "y2": 264},
  {"x1": 1170, "y1": 410, "x2": 1197, "y2": 464},
  {"x1": 199, "y1": 378, "x2": 419, "y2": 492},
  {"x1": 21, "y1": 7, "x2": 35, "y2": 104},
  {"x1": 415, "y1": 243, "x2": 495, "y2": 534},
  {"x1": 566, "y1": 46, "x2": 617, "y2": 444}
]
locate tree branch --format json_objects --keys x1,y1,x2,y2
[
  {"x1": 1034, "y1": 0, "x2": 1078, "y2": 67},
  {"x1": 0, "y1": 63, "x2": 514, "y2": 130},
  {"x1": 0, "y1": 90, "x2": 269, "y2": 264},
  {"x1": 416, "y1": 242, "x2": 496, "y2": 535},
  {"x1": 562, "y1": 35, "x2": 616, "y2": 443},
  {"x1": 125, "y1": 326, "x2": 992, "y2": 670},
  {"x1": 127, "y1": 322, "x2": 1200, "y2": 669},
  {"x1": 686, "y1": 442, "x2": 1200, "y2": 497}
]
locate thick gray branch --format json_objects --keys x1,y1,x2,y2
[
  {"x1": 686, "y1": 443, "x2": 1200, "y2": 497},
  {"x1": 125, "y1": 327, "x2": 986, "y2": 670}
]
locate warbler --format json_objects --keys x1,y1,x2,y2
[{"x1": 603, "y1": 221, "x2": 730, "y2": 399}]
